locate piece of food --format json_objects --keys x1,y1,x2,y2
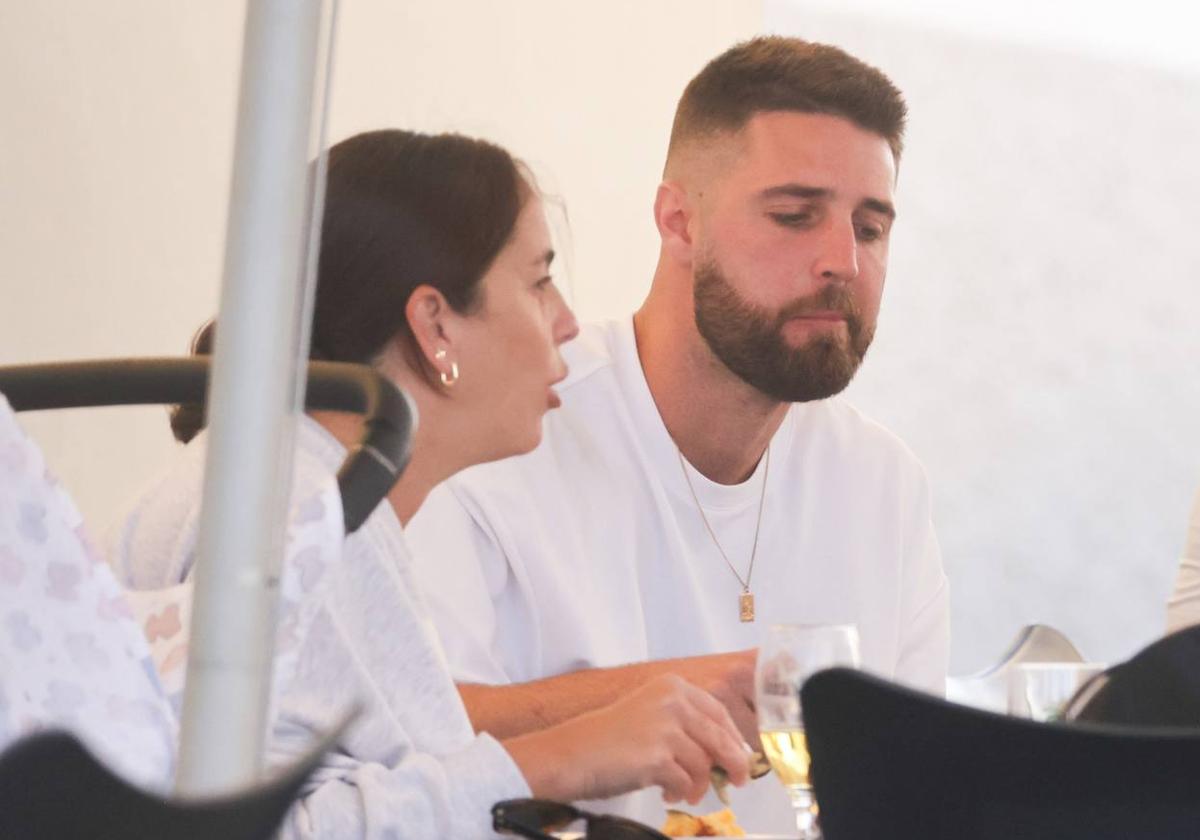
[
  {"x1": 711, "y1": 750, "x2": 773, "y2": 804},
  {"x1": 662, "y1": 807, "x2": 746, "y2": 837},
  {"x1": 663, "y1": 809, "x2": 702, "y2": 837}
]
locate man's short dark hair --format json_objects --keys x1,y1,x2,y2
[{"x1": 668, "y1": 36, "x2": 907, "y2": 161}]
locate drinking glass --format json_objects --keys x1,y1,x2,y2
[
  {"x1": 756, "y1": 624, "x2": 860, "y2": 839},
  {"x1": 1006, "y1": 662, "x2": 1107, "y2": 722}
]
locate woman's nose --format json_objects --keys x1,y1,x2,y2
[{"x1": 553, "y1": 291, "x2": 580, "y2": 346}]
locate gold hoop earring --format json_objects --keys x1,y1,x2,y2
[{"x1": 435, "y1": 348, "x2": 459, "y2": 387}]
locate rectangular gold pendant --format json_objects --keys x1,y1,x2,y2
[{"x1": 739, "y1": 591, "x2": 755, "y2": 622}]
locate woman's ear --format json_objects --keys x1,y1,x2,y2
[
  {"x1": 653, "y1": 180, "x2": 695, "y2": 266},
  {"x1": 404, "y1": 284, "x2": 459, "y2": 381}
]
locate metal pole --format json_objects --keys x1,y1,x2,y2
[{"x1": 176, "y1": 0, "x2": 325, "y2": 795}]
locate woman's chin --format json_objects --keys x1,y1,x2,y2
[
  {"x1": 515, "y1": 423, "x2": 545, "y2": 456},
  {"x1": 471, "y1": 424, "x2": 543, "y2": 468}
]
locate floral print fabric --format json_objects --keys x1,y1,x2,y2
[
  {"x1": 0, "y1": 395, "x2": 176, "y2": 791},
  {"x1": 123, "y1": 471, "x2": 345, "y2": 723}
]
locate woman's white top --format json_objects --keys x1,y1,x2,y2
[{"x1": 107, "y1": 416, "x2": 529, "y2": 839}]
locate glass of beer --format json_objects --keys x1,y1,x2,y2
[{"x1": 756, "y1": 623, "x2": 860, "y2": 839}]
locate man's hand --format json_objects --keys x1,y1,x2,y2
[
  {"x1": 506, "y1": 674, "x2": 751, "y2": 804},
  {"x1": 668, "y1": 649, "x2": 758, "y2": 743}
]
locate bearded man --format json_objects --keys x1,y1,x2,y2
[{"x1": 407, "y1": 36, "x2": 948, "y2": 833}]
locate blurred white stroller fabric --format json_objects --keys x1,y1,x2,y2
[
  {"x1": 0, "y1": 394, "x2": 177, "y2": 790},
  {"x1": 0, "y1": 392, "x2": 345, "y2": 792}
]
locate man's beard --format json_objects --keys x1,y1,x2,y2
[{"x1": 693, "y1": 257, "x2": 875, "y2": 403}]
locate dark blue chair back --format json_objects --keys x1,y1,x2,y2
[
  {"x1": 802, "y1": 667, "x2": 1200, "y2": 840},
  {"x1": 0, "y1": 725, "x2": 340, "y2": 840},
  {"x1": 1074, "y1": 624, "x2": 1200, "y2": 727}
]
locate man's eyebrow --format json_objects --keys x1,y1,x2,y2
[
  {"x1": 759, "y1": 184, "x2": 897, "y2": 221},
  {"x1": 763, "y1": 184, "x2": 897, "y2": 219},
  {"x1": 759, "y1": 184, "x2": 829, "y2": 201},
  {"x1": 861, "y1": 198, "x2": 896, "y2": 221}
]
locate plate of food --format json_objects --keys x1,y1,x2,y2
[
  {"x1": 655, "y1": 750, "x2": 781, "y2": 838},
  {"x1": 555, "y1": 806, "x2": 792, "y2": 839},
  {"x1": 662, "y1": 806, "x2": 746, "y2": 837},
  {"x1": 658, "y1": 806, "x2": 793, "y2": 839},
  {"x1": 556, "y1": 752, "x2": 784, "y2": 839}
]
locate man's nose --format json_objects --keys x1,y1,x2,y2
[{"x1": 812, "y1": 218, "x2": 859, "y2": 282}]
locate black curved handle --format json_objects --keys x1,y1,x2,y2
[
  {"x1": 0, "y1": 712, "x2": 357, "y2": 839},
  {"x1": 0, "y1": 358, "x2": 415, "y2": 534}
]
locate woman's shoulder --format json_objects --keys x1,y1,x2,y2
[
  {"x1": 105, "y1": 419, "x2": 344, "y2": 590},
  {"x1": 104, "y1": 435, "x2": 209, "y2": 589}
]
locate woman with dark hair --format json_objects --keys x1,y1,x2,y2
[{"x1": 107, "y1": 130, "x2": 749, "y2": 839}]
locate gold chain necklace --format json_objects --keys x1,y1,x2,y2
[{"x1": 676, "y1": 445, "x2": 770, "y2": 622}]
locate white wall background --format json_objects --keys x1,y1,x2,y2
[
  {"x1": 0, "y1": 1, "x2": 243, "y2": 536},
  {"x1": 4, "y1": 1, "x2": 1197, "y2": 676},
  {"x1": 767, "y1": 0, "x2": 1200, "y2": 672},
  {"x1": 0, "y1": 0, "x2": 758, "y2": 527}
]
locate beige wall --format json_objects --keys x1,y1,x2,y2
[
  {"x1": 0, "y1": 1, "x2": 761, "y2": 528},
  {"x1": 0, "y1": 2, "x2": 244, "y2": 530}
]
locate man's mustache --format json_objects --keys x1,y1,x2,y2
[{"x1": 773, "y1": 285, "x2": 861, "y2": 329}]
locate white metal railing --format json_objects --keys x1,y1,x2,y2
[{"x1": 176, "y1": 0, "x2": 335, "y2": 796}]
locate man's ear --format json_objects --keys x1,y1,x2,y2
[
  {"x1": 653, "y1": 180, "x2": 695, "y2": 266},
  {"x1": 404, "y1": 284, "x2": 458, "y2": 378}
]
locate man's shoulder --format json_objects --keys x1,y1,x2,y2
[{"x1": 792, "y1": 396, "x2": 927, "y2": 475}]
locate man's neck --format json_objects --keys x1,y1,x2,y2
[{"x1": 633, "y1": 296, "x2": 789, "y2": 486}]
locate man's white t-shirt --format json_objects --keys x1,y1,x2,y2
[{"x1": 407, "y1": 318, "x2": 949, "y2": 833}]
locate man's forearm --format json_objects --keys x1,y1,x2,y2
[
  {"x1": 458, "y1": 659, "x2": 666, "y2": 739},
  {"x1": 457, "y1": 648, "x2": 757, "y2": 740}
]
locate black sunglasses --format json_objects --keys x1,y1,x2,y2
[{"x1": 492, "y1": 798, "x2": 670, "y2": 840}]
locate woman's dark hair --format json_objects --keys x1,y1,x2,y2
[{"x1": 171, "y1": 129, "x2": 530, "y2": 443}]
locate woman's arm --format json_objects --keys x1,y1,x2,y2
[{"x1": 277, "y1": 731, "x2": 527, "y2": 840}]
